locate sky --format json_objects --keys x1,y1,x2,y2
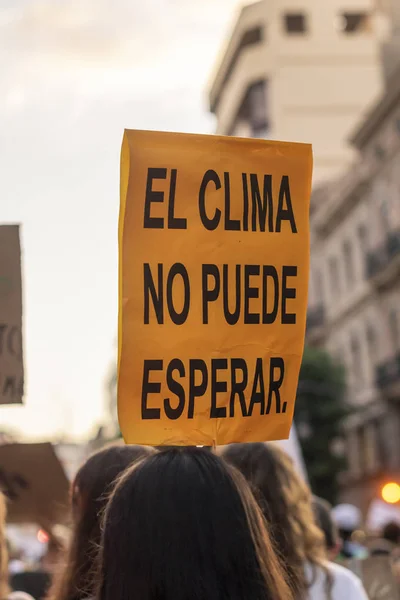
[{"x1": 0, "y1": 0, "x2": 241, "y2": 440}]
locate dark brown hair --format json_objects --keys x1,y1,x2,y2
[
  {"x1": 383, "y1": 521, "x2": 400, "y2": 545},
  {"x1": 223, "y1": 443, "x2": 330, "y2": 599},
  {"x1": 97, "y1": 447, "x2": 293, "y2": 600},
  {"x1": 313, "y1": 497, "x2": 338, "y2": 551},
  {"x1": 47, "y1": 444, "x2": 154, "y2": 600}
]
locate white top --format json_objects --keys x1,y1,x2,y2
[
  {"x1": 8, "y1": 593, "x2": 35, "y2": 600},
  {"x1": 305, "y1": 561, "x2": 369, "y2": 600}
]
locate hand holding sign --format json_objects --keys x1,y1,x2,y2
[{"x1": 118, "y1": 130, "x2": 312, "y2": 446}]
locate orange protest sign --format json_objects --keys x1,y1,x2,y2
[{"x1": 118, "y1": 130, "x2": 312, "y2": 446}]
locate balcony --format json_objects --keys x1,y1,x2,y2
[
  {"x1": 312, "y1": 160, "x2": 371, "y2": 235},
  {"x1": 306, "y1": 305, "x2": 326, "y2": 345},
  {"x1": 376, "y1": 353, "x2": 400, "y2": 396},
  {"x1": 366, "y1": 229, "x2": 400, "y2": 288}
]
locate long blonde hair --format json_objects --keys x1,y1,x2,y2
[
  {"x1": 0, "y1": 493, "x2": 10, "y2": 599},
  {"x1": 223, "y1": 443, "x2": 332, "y2": 599}
]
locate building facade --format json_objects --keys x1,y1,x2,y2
[
  {"x1": 308, "y1": 65, "x2": 400, "y2": 513},
  {"x1": 208, "y1": 0, "x2": 400, "y2": 511},
  {"x1": 209, "y1": 0, "x2": 384, "y2": 183}
]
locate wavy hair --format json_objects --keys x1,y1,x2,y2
[
  {"x1": 222, "y1": 443, "x2": 332, "y2": 600},
  {"x1": 46, "y1": 444, "x2": 154, "y2": 600}
]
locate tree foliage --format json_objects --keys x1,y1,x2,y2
[{"x1": 294, "y1": 346, "x2": 349, "y2": 504}]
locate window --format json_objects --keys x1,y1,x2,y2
[
  {"x1": 252, "y1": 126, "x2": 269, "y2": 139},
  {"x1": 284, "y1": 13, "x2": 307, "y2": 34},
  {"x1": 328, "y1": 256, "x2": 340, "y2": 298},
  {"x1": 357, "y1": 426, "x2": 367, "y2": 474},
  {"x1": 366, "y1": 323, "x2": 377, "y2": 366},
  {"x1": 380, "y1": 198, "x2": 391, "y2": 235},
  {"x1": 229, "y1": 80, "x2": 269, "y2": 139},
  {"x1": 351, "y1": 333, "x2": 363, "y2": 384},
  {"x1": 358, "y1": 224, "x2": 368, "y2": 254},
  {"x1": 374, "y1": 419, "x2": 388, "y2": 469},
  {"x1": 248, "y1": 81, "x2": 268, "y2": 137},
  {"x1": 313, "y1": 268, "x2": 324, "y2": 305},
  {"x1": 389, "y1": 309, "x2": 400, "y2": 351},
  {"x1": 211, "y1": 26, "x2": 264, "y2": 112},
  {"x1": 338, "y1": 12, "x2": 370, "y2": 34},
  {"x1": 358, "y1": 224, "x2": 368, "y2": 278},
  {"x1": 343, "y1": 240, "x2": 354, "y2": 288}
]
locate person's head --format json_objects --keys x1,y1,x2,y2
[
  {"x1": 47, "y1": 444, "x2": 154, "y2": 600},
  {"x1": 331, "y1": 503, "x2": 361, "y2": 544},
  {"x1": 312, "y1": 497, "x2": 340, "y2": 560},
  {"x1": 97, "y1": 447, "x2": 292, "y2": 600},
  {"x1": 383, "y1": 521, "x2": 400, "y2": 545},
  {"x1": 0, "y1": 492, "x2": 10, "y2": 599},
  {"x1": 222, "y1": 443, "x2": 327, "y2": 599}
]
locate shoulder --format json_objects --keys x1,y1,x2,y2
[
  {"x1": 7, "y1": 593, "x2": 35, "y2": 600},
  {"x1": 306, "y1": 561, "x2": 368, "y2": 600},
  {"x1": 326, "y1": 562, "x2": 369, "y2": 599}
]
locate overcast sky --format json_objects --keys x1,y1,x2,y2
[{"x1": 0, "y1": 0, "x2": 241, "y2": 440}]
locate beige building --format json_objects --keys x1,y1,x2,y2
[
  {"x1": 308, "y1": 64, "x2": 400, "y2": 512},
  {"x1": 209, "y1": 0, "x2": 400, "y2": 510},
  {"x1": 209, "y1": 0, "x2": 384, "y2": 183}
]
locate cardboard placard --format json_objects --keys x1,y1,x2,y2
[
  {"x1": 0, "y1": 443, "x2": 69, "y2": 525},
  {"x1": 118, "y1": 130, "x2": 312, "y2": 446},
  {"x1": 0, "y1": 225, "x2": 23, "y2": 405}
]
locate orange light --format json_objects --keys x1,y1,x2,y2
[
  {"x1": 37, "y1": 529, "x2": 49, "y2": 544},
  {"x1": 382, "y1": 482, "x2": 400, "y2": 504}
]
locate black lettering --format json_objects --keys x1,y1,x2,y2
[
  {"x1": 188, "y1": 359, "x2": 208, "y2": 419},
  {"x1": 202, "y1": 264, "x2": 220, "y2": 324},
  {"x1": 230, "y1": 359, "x2": 248, "y2": 417},
  {"x1": 168, "y1": 169, "x2": 187, "y2": 229},
  {"x1": 223, "y1": 264, "x2": 241, "y2": 325},
  {"x1": 266, "y1": 357, "x2": 285, "y2": 414},
  {"x1": 248, "y1": 358, "x2": 265, "y2": 416},
  {"x1": 141, "y1": 360, "x2": 162, "y2": 419},
  {"x1": 3, "y1": 376, "x2": 15, "y2": 398},
  {"x1": 224, "y1": 172, "x2": 240, "y2": 231},
  {"x1": 0, "y1": 325, "x2": 6, "y2": 355},
  {"x1": 7, "y1": 327, "x2": 22, "y2": 358},
  {"x1": 164, "y1": 359, "x2": 185, "y2": 420},
  {"x1": 251, "y1": 174, "x2": 273, "y2": 232},
  {"x1": 244, "y1": 265, "x2": 260, "y2": 325},
  {"x1": 210, "y1": 359, "x2": 227, "y2": 418},
  {"x1": 263, "y1": 266, "x2": 279, "y2": 324},
  {"x1": 0, "y1": 469, "x2": 16, "y2": 501},
  {"x1": 144, "y1": 168, "x2": 166, "y2": 229},
  {"x1": 144, "y1": 264, "x2": 163, "y2": 324},
  {"x1": 282, "y1": 266, "x2": 297, "y2": 324},
  {"x1": 166, "y1": 263, "x2": 190, "y2": 325},
  {"x1": 276, "y1": 176, "x2": 297, "y2": 233},
  {"x1": 242, "y1": 173, "x2": 249, "y2": 231},
  {"x1": 199, "y1": 170, "x2": 221, "y2": 230}
]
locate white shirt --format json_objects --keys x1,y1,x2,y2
[{"x1": 305, "y1": 561, "x2": 369, "y2": 600}]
